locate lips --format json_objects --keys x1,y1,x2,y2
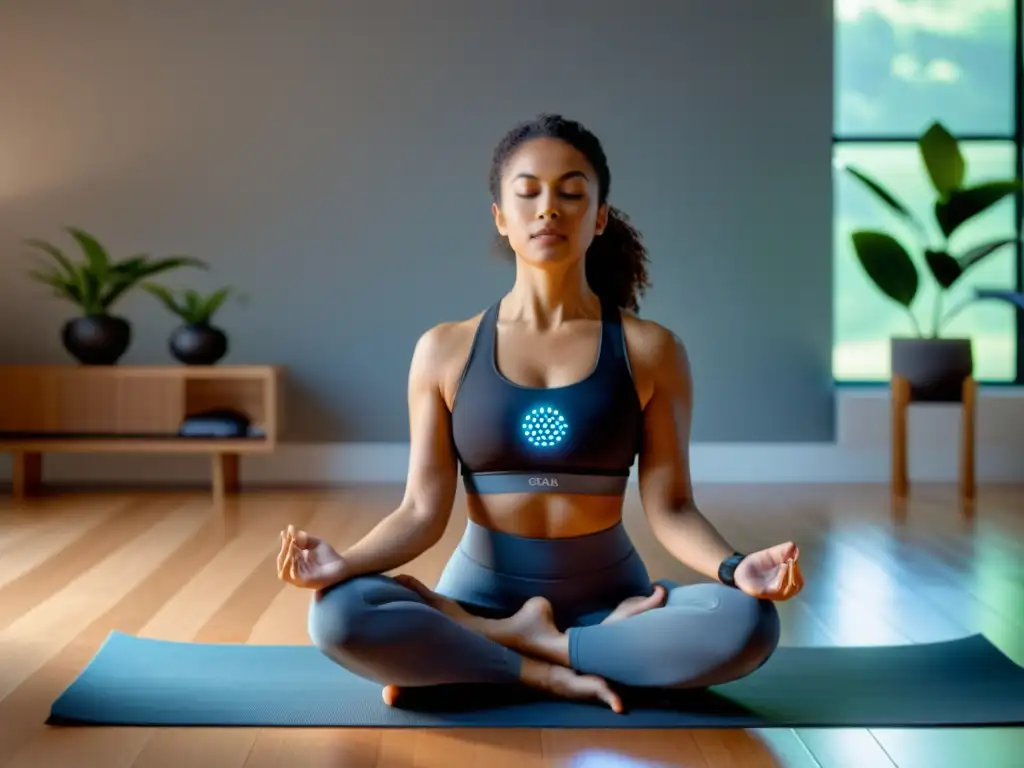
[{"x1": 531, "y1": 229, "x2": 566, "y2": 240}]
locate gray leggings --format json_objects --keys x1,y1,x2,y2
[{"x1": 308, "y1": 519, "x2": 780, "y2": 689}]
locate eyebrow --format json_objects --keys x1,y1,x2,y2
[{"x1": 513, "y1": 170, "x2": 589, "y2": 182}]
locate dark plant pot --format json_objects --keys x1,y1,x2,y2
[
  {"x1": 62, "y1": 315, "x2": 132, "y2": 365},
  {"x1": 890, "y1": 336, "x2": 973, "y2": 402},
  {"x1": 169, "y1": 323, "x2": 228, "y2": 365}
]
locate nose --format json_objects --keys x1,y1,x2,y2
[{"x1": 537, "y1": 207, "x2": 560, "y2": 220}]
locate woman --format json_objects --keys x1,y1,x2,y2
[{"x1": 277, "y1": 114, "x2": 804, "y2": 714}]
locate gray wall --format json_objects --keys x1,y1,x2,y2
[{"x1": 0, "y1": 0, "x2": 835, "y2": 443}]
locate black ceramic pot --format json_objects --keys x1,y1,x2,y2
[
  {"x1": 169, "y1": 323, "x2": 228, "y2": 365},
  {"x1": 890, "y1": 336, "x2": 973, "y2": 402},
  {"x1": 62, "y1": 315, "x2": 132, "y2": 365}
]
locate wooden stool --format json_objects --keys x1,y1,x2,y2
[{"x1": 890, "y1": 375, "x2": 976, "y2": 500}]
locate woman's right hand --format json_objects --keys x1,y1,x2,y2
[{"x1": 276, "y1": 525, "x2": 347, "y2": 592}]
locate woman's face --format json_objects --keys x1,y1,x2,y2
[{"x1": 492, "y1": 137, "x2": 608, "y2": 267}]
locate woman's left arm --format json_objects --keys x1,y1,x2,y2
[
  {"x1": 635, "y1": 327, "x2": 739, "y2": 583},
  {"x1": 635, "y1": 325, "x2": 804, "y2": 600}
]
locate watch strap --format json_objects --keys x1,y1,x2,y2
[{"x1": 718, "y1": 552, "x2": 746, "y2": 588}]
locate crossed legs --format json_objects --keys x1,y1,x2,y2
[{"x1": 308, "y1": 572, "x2": 780, "y2": 711}]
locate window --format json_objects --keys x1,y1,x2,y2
[{"x1": 833, "y1": 0, "x2": 1022, "y2": 383}]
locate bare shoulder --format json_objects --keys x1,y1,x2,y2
[
  {"x1": 410, "y1": 311, "x2": 488, "y2": 408},
  {"x1": 620, "y1": 312, "x2": 692, "y2": 405}
]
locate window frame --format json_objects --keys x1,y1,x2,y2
[{"x1": 832, "y1": 0, "x2": 1024, "y2": 388}]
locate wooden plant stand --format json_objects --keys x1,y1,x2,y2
[
  {"x1": 0, "y1": 364, "x2": 282, "y2": 503},
  {"x1": 890, "y1": 374, "x2": 976, "y2": 501}
]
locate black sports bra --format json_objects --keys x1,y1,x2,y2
[{"x1": 450, "y1": 298, "x2": 643, "y2": 495}]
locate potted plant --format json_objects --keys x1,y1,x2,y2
[
  {"x1": 843, "y1": 120, "x2": 1023, "y2": 399},
  {"x1": 26, "y1": 227, "x2": 208, "y2": 365},
  {"x1": 142, "y1": 283, "x2": 241, "y2": 365}
]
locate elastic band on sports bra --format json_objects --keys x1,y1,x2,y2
[{"x1": 462, "y1": 470, "x2": 629, "y2": 496}]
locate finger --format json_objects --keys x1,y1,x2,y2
[
  {"x1": 289, "y1": 543, "x2": 303, "y2": 572},
  {"x1": 277, "y1": 549, "x2": 287, "y2": 578},
  {"x1": 279, "y1": 548, "x2": 294, "y2": 582},
  {"x1": 277, "y1": 535, "x2": 295, "y2": 577},
  {"x1": 774, "y1": 562, "x2": 789, "y2": 591},
  {"x1": 784, "y1": 565, "x2": 804, "y2": 599},
  {"x1": 276, "y1": 536, "x2": 287, "y2": 576},
  {"x1": 774, "y1": 563, "x2": 792, "y2": 597}
]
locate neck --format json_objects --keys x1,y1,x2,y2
[{"x1": 505, "y1": 259, "x2": 601, "y2": 328}]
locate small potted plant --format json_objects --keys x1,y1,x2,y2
[
  {"x1": 143, "y1": 283, "x2": 241, "y2": 365},
  {"x1": 842, "y1": 120, "x2": 1022, "y2": 399},
  {"x1": 26, "y1": 227, "x2": 208, "y2": 365}
]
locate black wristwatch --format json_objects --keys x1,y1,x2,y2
[{"x1": 718, "y1": 552, "x2": 746, "y2": 588}]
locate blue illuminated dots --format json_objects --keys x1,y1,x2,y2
[{"x1": 521, "y1": 406, "x2": 568, "y2": 448}]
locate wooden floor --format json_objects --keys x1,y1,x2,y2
[{"x1": 0, "y1": 482, "x2": 1021, "y2": 767}]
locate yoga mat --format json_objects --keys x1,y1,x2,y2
[{"x1": 48, "y1": 631, "x2": 1024, "y2": 729}]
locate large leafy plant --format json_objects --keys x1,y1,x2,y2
[
  {"x1": 844, "y1": 121, "x2": 1022, "y2": 338},
  {"x1": 26, "y1": 227, "x2": 208, "y2": 316}
]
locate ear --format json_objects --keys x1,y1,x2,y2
[
  {"x1": 595, "y1": 203, "x2": 609, "y2": 235},
  {"x1": 492, "y1": 202, "x2": 508, "y2": 236}
]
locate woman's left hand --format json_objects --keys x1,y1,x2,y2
[{"x1": 733, "y1": 541, "x2": 804, "y2": 601}]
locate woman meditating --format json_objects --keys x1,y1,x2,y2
[{"x1": 276, "y1": 114, "x2": 804, "y2": 713}]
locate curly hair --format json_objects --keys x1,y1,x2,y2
[{"x1": 488, "y1": 113, "x2": 652, "y2": 313}]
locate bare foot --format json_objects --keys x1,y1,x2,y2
[
  {"x1": 395, "y1": 574, "x2": 571, "y2": 666},
  {"x1": 382, "y1": 665, "x2": 623, "y2": 715},
  {"x1": 520, "y1": 657, "x2": 624, "y2": 713},
  {"x1": 601, "y1": 584, "x2": 668, "y2": 625}
]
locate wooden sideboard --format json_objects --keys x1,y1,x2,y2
[{"x1": 0, "y1": 364, "x2": 283, "y2": 502}]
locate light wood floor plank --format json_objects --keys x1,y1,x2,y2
[
  {"x1": 0, "y1": 500, "x2": 208, "y2": 701},
  {"x1": 0, "y1": 500, "x2": 127, "y2": 591}
]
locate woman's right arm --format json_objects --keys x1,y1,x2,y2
[{"x1": 335, "y1": 324, "x2": 460, "y2": 580}]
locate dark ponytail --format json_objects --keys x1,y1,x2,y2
[{"x1": 489, "y1": 114, "x2": 652, "y2": 313}]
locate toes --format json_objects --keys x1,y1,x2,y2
[
  {"x1": 395, "y1": 574, "x2": 434, "y2": 601},
  {"x1": 586, "y1": 675, "x2": 624, "y2": 713},
  {"x1": 381, "y1": 685, "x2": 401, "y2": 707},
  {"x1": 522, "y1": 595, "x2": 554, "y2": 618},
  {"x1": 395, "y1": 573, "x2": 421, "y2": 590},
  {"x1": 638, "y1": 585, "x2": 667, "y2": 610}
]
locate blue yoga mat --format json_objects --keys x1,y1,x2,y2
[{"x1": 48, "y1": 631, "x2": 1024, "y2": 728}]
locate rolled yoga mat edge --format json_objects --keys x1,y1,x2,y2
[{"x1": 47, "y1": 630, "x2": 1024, "y2": 729}]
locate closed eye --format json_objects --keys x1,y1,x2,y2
[{"x1": 515, "y1": 191, "x2": 585, "y2": 200}]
